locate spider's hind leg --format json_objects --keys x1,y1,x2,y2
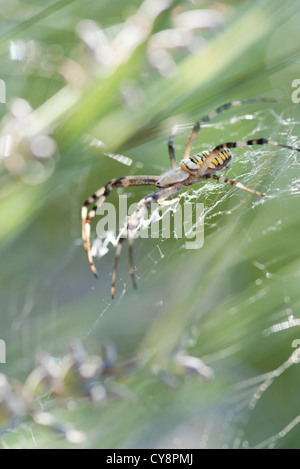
[
  {"x1": 199, "y1": 138, "x2": 300, "y2": 177},
  {"x1": 204, "y1": 174, "x2": 264, "y2": 196}
]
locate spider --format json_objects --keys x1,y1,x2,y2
[{"x1": 81, "y1": 98, "x2": 300, "y2": 298}]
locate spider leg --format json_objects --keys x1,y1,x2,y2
[
  {"x1": 203, "y1": 174, "x2": 264, "y2": 196},
  {"x1": 81, "y1": 176, "x2": 160, "y2": 278},
  {"x1": 158, "y1": 195, "x2": 181, "y2": 206},
  {"x1": 168, "y1": 135, "x2": 177, "y2": 169},
  {"x1": 82, "y1": 185, "x2": 112, "y2": 277},
  {"x1": 128, "y1": 235, "x2": 136, "y2": 290},
  {"x1": 183, "y1": 98, "x2": 277, "y2": 159},
  {"x1": 111, "y1": 183, "x2": 183, "y2": 298},
  {"x1": 199, "y1": 138, "x2": 300, "y2": 176}
]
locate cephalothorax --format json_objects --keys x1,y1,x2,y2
[{"x1": 81, "y1": 98, "x2": 300, "y2": 297}]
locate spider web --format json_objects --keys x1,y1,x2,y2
[
  {"x1": 2, "y1": 104, "x2": 300, "y2": 449},
  {"x1": 87, "y1": 103, "x2": 300, "y2": 449},
  {"x1": 91, "y1": 105, "x2": 299, "y2": 273},
  {"x1": 1, "y1": 0, "x2": 300, "y2": 451}
]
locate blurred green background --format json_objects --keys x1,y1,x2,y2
[{"x1": 0, "y1": 0, "x2": 300, "y2": 449}]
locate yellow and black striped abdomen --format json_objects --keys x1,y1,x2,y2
[{"x1": 180, "y1": 148, "x2": 232, "y2": 174}]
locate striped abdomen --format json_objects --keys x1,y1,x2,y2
[{"x1": 180, "y1": 148, "x2": 232, "y2": 174}]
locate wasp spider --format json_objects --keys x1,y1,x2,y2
[{"x1": 81, "y1": 98, "x2": 300, "y2": 297}]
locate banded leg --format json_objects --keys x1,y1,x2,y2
[
  {"x1": 199, "y1": 138, "x2": 300, "y2": 177},
  {"x1": 128, "y1": 235, "x2": 136, "y2": 290},
  {"x1": 111, "y1": 183, "x2": 183, "y2": 298},
  {"x1": 168, "y1": 135, "x2": 177, "y2": 169},
  {"x1": 158, "y1": 195, "x2": 181, "y2": 206},
  {"x1": 81, "y1": 176, "x2": 160, "y2": 278},
  {"x1": 203, "y1": 174, "x2": 264, "y2": 196},
  {"x1": 183, "y1": 98, "x2": 277, "y2": 159},
  {"x1": 82, "y1": 185, "x2": 112, "y2": 277}
]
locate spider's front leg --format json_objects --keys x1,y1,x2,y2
[
  {"x1": 81, "y1": 176, "x2": 160, "y2": 278},
  {"x1": 111, "y1": 183, "x2": 183, "y2": 299},
  {"x1": 81, "y1": 182, "x2": 114, "y2": 277}
]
